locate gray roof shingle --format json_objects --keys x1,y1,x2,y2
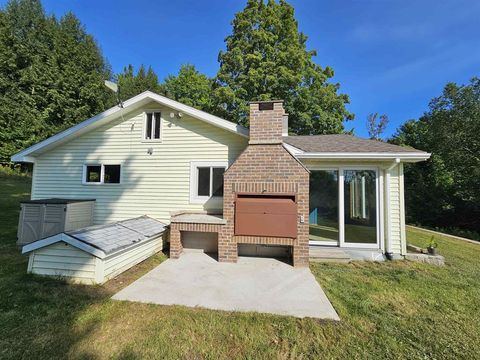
[
  {"x1": 66, "y1": 216, "x2": 166, "y2": 255},
  {"x1": 283, "y1": 134, "x2": 427, "y2": 154}
]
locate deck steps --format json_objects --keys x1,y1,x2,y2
[{"x1": 309, "y1": 247, "x2": 351, "y2": 263}]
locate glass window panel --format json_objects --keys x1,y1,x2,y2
[
  {"x1": 86, "y1": 165, "x2": 101, "y2": 183},
  {"x1": 154, "y1": 112, "x2": 161, "y2": 139},
  {"x1": 145, "y1": 113, "x2": 152, "y2": 139},
  {"x1": 343, "y1": 170, "x2": 377, "y2": 244},
  {"x1": 212, "y1": 167, "x2": 225, "y2": 196},
  {"x1": 197, "y1": 167, "x2": 210, "y2": 196},
  {"x1": 104, "y1": 165, "x2": 121, "y2": 184},
  {"x1": 309, "y1": 170, "x2": 339, "y2": 242}
]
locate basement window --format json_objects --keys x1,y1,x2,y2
[
  {"x1": 144, "y1": 111, "x2": 161, "y2": 140},
  {"x1": 190, "y1": 161, "x2": 227, "y2": 203},
  {"x1": 83, "y1": 164, "x2": 121, "y2": 185}
]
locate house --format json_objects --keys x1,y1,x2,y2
[{"x1": 13, "y1": 91, "x2": 430, "y2": 270}]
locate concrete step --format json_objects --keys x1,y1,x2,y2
[{"x1": 309, "y1": 248, "x2": 351, "y2": 263}]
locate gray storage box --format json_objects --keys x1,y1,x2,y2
[{"x1": 17, "y1": 199, "x2": 95, "y2": 245}]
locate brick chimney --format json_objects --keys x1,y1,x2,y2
[{"x1": 248, "y1": 100, "x2": 287, "y2": 144}]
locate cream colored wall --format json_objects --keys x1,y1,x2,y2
[
  {"x1": 28, "y1": 242, "x2": 97, "y2": 284},
  {"x1": 31, "y1": 101, "x2": 248, "y2": 224},
  {"x1": 387, "y1": 164, "x2": 403, "y2": 255},
  {"x1": 103, "y1": 235, "x2": 163, "y2": 281}
]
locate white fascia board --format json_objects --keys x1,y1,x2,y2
[
  {"x1": 296, "y1": 152, "x2": 431, "y2": 162},
  {"x1": 147, "y1": 92, "x2": 249, "y2": 138},
  {"x1": 282, "y1": 142, "x2": 304, "y2": 156},
  {"x1": 11, "y1": 91, "x2": 249, "y2": 163},
  {"x1": 22, "y1": 233, "x2": 106, "y2": 259}
]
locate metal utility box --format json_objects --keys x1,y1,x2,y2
[
  {"x1": 17, "y1": 199, "x2": 95, "y2": 245},
  {"x1": 234, "y1": 193, "x2": 297, "y2": 238}
]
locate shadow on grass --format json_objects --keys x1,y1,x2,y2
[{"x1": 0, "y1": 173, "x2": 166, "y2": 359}]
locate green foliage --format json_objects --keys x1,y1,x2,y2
[
  {"x1": 163, "y1": 64, "x2": 213, "y2": 111},
  {"x1": 0, "y1": 0, "x2": 113, "y2": 162},
  {"x1": 116, "y1": 64, "x2": 162, "y2": 100},
  {"x1": 391, "y1": 78, "x2": 480, "y2": 233},
  {"x1": 427, "y1": 235, "x2": 438, "y2": 249},
  {"x1": 213, "y1": 0, "x2": 353, "y2": 133}
]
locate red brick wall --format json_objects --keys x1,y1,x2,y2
[
  {"x1": 248, "y1": 101, "x2": 284, "y2": 144},
  {"x1": 221, "y1": 102, "x2": 310, "y2": 267}
]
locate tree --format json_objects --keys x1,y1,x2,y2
[
  {"x1": 0, "y1": 0, "x2": 112, "y2": 162},
  {"x1": 163, "y1": 64, "x2": 213, "y2": 111},
  {"x1": 366, "y1": 113, "x2": 388, "y2": 140},
  {"x1": 391, "y1": 77, "x2": 480, "y2": 233},
  {"x1": 116, "y1": 64, "x2": 161, "y2": 101},
  {"x1": 213, "y1": 0, "x2": 353, "y2": 133}
]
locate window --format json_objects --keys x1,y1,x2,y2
[
  {"x1": 190, "y1": 162, "x2": 227, "y2": 203},
  {"x1": 85, "y1": 165, "x2": 101, "y2": 183},
  {"x1": 83, "y1": 164, "x2": 121, "y2": 184},
  {"x1": 309, "y1": 167, "x2": 379, "y2": 248},
  {"x1": 144, "y1": 111, "x2": 161, "y2": 140},
  {"x1": 104, "y1": 165, "x2": 121, "y2": 184}
]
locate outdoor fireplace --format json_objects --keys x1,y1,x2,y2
[
  {"x1": 219, "y1": 100, "x2": 310, "y2": 267},
  {"x1": 234, "y1": 193, "x2": 297, "y2": 238}
]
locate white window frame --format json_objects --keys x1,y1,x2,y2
[
  {"x1": 308, "y1": 165, "x2": 382, "y2": 249},
  {"x1": 82, "y1": 163, "x2": 122, "y2": 185},
  {"x1": 189, "y1": 161, "x2": 228, "y2": 204},
  {"x1": 142, "y1": 110, "x2": 162, "y2": 142}
]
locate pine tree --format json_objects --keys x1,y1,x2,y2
[
  {"x1": 0, "y1": 0, "x2": 112, "y2": 161},
  {"x1": 214, "y1": 0, "x2": 353, "y2": 134},
  {"x1": 116, "y1": 64, "x2": 161, "y2": 100}
]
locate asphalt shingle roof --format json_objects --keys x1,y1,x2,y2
[
  {"x1": 66, "y1": 216, "x2": 166, "y2": 255},
  {"x1": 283, "y1": 134, "x2": 427, "y2": 154}
]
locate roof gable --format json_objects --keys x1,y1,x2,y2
[{"x1": 12, "y1": 91, "x2": 249, "y2": 162}]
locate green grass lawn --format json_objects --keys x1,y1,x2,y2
[{"x1": 1, "y1": 173, "x2": 479, "y2": 359}]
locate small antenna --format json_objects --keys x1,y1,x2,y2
[{"x1": 104, "y1": 80, "x2": 124, "y2": 108}]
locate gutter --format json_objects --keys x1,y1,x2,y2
[
  {"x1": 295, "y1": 152, "x2": 431, "y2": 162},
  {"x1": 384, "y1": 158, "x2": 400, "y2": 260}
]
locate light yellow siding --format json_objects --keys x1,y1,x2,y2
[
  {"x1": 28, "y1": 236, "x2": 164, "y2": 285},
  {"x1": 29, "y1": 242, "x2": 97, "y2": 284},
  {"x1": 31, "y1": 101, "x2": 248, "y2": 224},
  {"x1": 388, "y1": 164, "x2": 403, "y2": 255},
  {"x1": 103, "y1": 235, "x2": 163, "y2": 281}
]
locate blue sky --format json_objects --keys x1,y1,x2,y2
[{"x1": 4, "y1": 0, "x2": 480, "y2": 137}]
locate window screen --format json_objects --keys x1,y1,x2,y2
[
  {"x1": 85, "y1": 165, "x2": 101, "y2": 183},
  {"x1": 197, "y1": 167, "x2": 210, "y2": 196},
  {"x1": 104, "y1": 165, "x2": 121, "y2": 184}
]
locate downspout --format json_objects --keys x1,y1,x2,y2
[{"x1": 385, "y1": 158, "x2": 400, "y2": 260}]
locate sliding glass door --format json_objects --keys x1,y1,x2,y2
[
  {"x1": 309, "y1": 168, "x2": 379, "y2": 248},
  {"x1": 342, "y1": 170, "x2": 377, "y2": 245},
  {"x1": 309, "y1": 170, "x2": 339, "y2": 246}
]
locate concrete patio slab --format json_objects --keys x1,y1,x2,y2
[{"x1": 112, "y1": 251, "x2": 339, "y2": 320}]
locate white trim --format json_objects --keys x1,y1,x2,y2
[
  {"x1": 82, "y1": 163, "x2": 122, "y2": 185},
  {"x1": 11, "y1": 91, "x2": 249, "y2": 162},
  {"x1": 22, "y1": 233, "x2": 106, "y2": 259},
  {"x1": 142, "y1": 110, "x2": 163, "y2": 142},
  {"x1": 283, "y1": 143, "x2": 304, "y2": 156},
  {"x1": 399, "y1": 163, "x2": 407, "y2": 255},
  {"x1": 189, "y1": 161, "x2": 228, "y2": 205},
  {"x1": 296, "y1": 152, "x2": 430, "y2": 162}
]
